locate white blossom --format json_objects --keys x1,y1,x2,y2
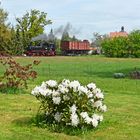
[
  {"x1": 40, "y1": 81, "x2": 47, "y2": 90},
  {"x1": 95, "y1": 88, "x2": 101, "y2": 94},
  {"x1": 80, "y1": 112, "x2": 89, "y2": 118},
  {"x1": 61, "y1": 79, "x2": 70, "y2": 87},
  {"x1": 89, "y1": 99, "x2": 94, "y2": 103},
  {"x1": 87, "y1": 83, "x2": 96, "y2": 90},
  {"x1": 100, "y1": 105, "x2": 107, "y2": 112},
  {"x1": 91, "y1": 118, "x2": 98, "y2": 127},
  {"x1": 93, "y1": 100, "x2": 102, "y2": 108},
  {"x1": 69, "y1": 80, "x2": 80, "y2": 92},
  {"x1": 87, "y1": 92, "x2": 93, "y2": 98},
  {"x1": 99, "y1": 115, "x2": 103, "y2": 122},
  {"x1": 94, "y1": 88, "x2": 104, "y2": 99},
  {"x1": 78, "y1": 86, "x2": 88, "y2": 94},
  {"x1": 52, "y1": 90, "x2": 60, "y2": 97},
  {"x1": 54, "y1": 112, "x2": 61, "y2": 122},
  {"x1": 32, "y1": 86, "x2": 47, "y2": 96},
  {"x1": 31, "y1": 86, "x2": 40, "y2": 96},
  {"x1": 52, "y1": 97, "x2": 61, "y2": 104},
  {"x1": 44, "y1": 89, "x2": 52, "y2": 96},
  {"x1": 58, "y1": 84, "x2": 69, "y2": 94},
  {"x1": 92, "y1": 114, "x2": 103, "y2": 122},
  {"x1": 95, "y1": 92, "x2": 104, "y2": 99},
  {"x1": 39, "y1": 88, "x2": 48, "y2": 96},
  {"x1": 70, "y1": 104, "x2": 77, "y2": 113},
  {"x1": 80, "y1": 112, "x2": 92, "y2": 124},
  {"x1": 63, "y1": 95, "x2": 70, "y2": 101},
  {"x1": 46, "y1": 80, "x2": 57, "y2": 88},
  {"x1": 70, "y1": 113, "x2": 79, "y2": 126}
]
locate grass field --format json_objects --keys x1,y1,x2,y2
[{"x1": 0, "y1": 56, "x2": 140, "y2": 140}]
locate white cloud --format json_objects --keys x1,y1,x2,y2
[{"x1": 1, "y1": 0, "x2": 140, "y2": 40}]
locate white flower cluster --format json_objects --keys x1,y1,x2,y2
[
  {"x1": 70, "y1": 104, "x2": 79, "y2": 126},
  {"x1": 80, "y1": 112, "x2": 103, "y2": 127},
  {"x1": 31, "y1": 79, "x2": 107, "y2": 128}
]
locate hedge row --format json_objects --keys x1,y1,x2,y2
[{"x1": 101, "y1": 30, "x2": 140, "y2": 58}]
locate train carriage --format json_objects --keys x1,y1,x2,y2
[{"x1": 61, "y1": 40, "x2": 94, "y2": 55}]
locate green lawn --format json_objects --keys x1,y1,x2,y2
[{"x1": 0, "y1": 56, "x2": 140, "y2": 140}]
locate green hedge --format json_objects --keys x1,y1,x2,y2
[{"x1": 101, "y1": 30, "x2": 140, "y2": 58}]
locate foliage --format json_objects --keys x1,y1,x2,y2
[
  {"x1": 31, "y1": 79, "x2": 107, "y2": 128},
  {"x1": 130, "y1": 68, "x2": 140, "y2": 79},
  {"x1": 91, "y1": 33, "x2": 107, "y2": 54},
  {"x1": 0, "y1": 6, "x2": 11, "y2": 52},
  {"x1": 128, "y1": 30, "x2": 140, "y2": 57},
  {"x1": 54, "y1": 38, "x2": 62, "y2": 55},
  {"x1": 0, "y1": 56, "x2": 140, "y2": 139},
  {"x1": 101, "y1": 36, "x2": 129, "y2": 57},
  {"x1": 102, "y1": 30, "x2": 140, "y2": 58},
  {"x1": 0, "y1": 5, "x2": 23, "y2": 55},
  {"x1": 0, "y1": 6, "x2": 52, "y2": 55},
  {"x1": 0, "y1": 55, "x2": 40, "y2": 90},
  {"x1": 15, "y1": 9, "x2": 52, "y2": 50},
  {"x1": 3, "y1": 27, "x2": 24, "y2": 55},
  {"x1": 61, "y1": 31, "x2": 71, "y2": 41},
  {"x1": 91, "y1": 33, "x2": 103, "y2": 48}
]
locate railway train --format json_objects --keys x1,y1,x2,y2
[
  {"x1": 61, "y1": 40, "x2": 95, "y2": 55},
  {"x1": 25, "y1": 42, "x2": 56, "y2": 56},
  {"x1": 24, "y1": 40, "x2": 95, "y2": 56}
]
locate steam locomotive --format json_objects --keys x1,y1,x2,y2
[
  {"x1": 25, "y1": 42, "x2": 56, "y2": 56},
  {"x1": 24, "y1": 39, "x2": 95, "y2": 56}
]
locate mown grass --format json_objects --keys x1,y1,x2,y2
[{"x1": 0, "y1": 56, "x2": 140, "y2": 140}]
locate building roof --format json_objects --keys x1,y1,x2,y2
[
  {"x1": 109, "y1": 26, "x2": 128, "y2": 38},
  {"x1": 110, "y1": 31, "x2": 128, "y2": 38}
]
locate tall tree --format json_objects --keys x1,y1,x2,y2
[
  {"x1": 16, "y1": 9, "x2": 52, "y2": 49},
  {"x1": 91, "y1": 32, "x2": 107, "y2": 54},
  {"x1": 0, "y1": 5, "x2": 11, "y2": 52},
  {"x1": 128, "y1": 30, "x2": 140, "y2": 57}
]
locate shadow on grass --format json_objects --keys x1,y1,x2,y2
[
  {"x1": 0, "y1": 87, "x2": 27, "y2": 94},
  {"x1": 12, "y1": 114, "x2": 100, "y2": 136},
  {"x1": 12, "y1": 117, "x2": 34, "y2": 127}
]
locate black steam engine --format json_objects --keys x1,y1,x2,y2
[{"x1": 25, "y1": 42, "x2": 56, "y2": 56}]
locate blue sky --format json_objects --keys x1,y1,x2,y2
[{"x1": 1, "y1": 0, "x2": 140, "y2": 40}]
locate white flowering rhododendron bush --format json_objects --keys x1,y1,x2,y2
[{"x1": 31, "y1": 79, "x2": 107, "y2": 128}]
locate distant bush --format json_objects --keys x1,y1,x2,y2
[
  {"x1": 130, "y1": 68, "x2": 140, "y2": 79},
  {"x1": 31, "y1": 79, "x2": 107, "y2": 128},
  {"x1": 0, "y1": 55, "x2": 40, "y2": 91},
  {"x1": 114, "y1": 73, "x2": 125, "y2": 79},
  {"x1": 101, "y1": 30, "x2": 140, "y2": 58}
]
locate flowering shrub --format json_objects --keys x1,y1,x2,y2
[{"x1": 32, "y1": 79, "x2": 107, "y2": 128}]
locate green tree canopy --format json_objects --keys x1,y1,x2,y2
[
  {"x1": 16, "y1": 9, "x2": 52, "y2": 49},
  {"x1": 0, "y1": 5, "x2": 11, "y2": 52},
  {"x1": 101, "y1": 30, "x2": 140, "y2": 58}
]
